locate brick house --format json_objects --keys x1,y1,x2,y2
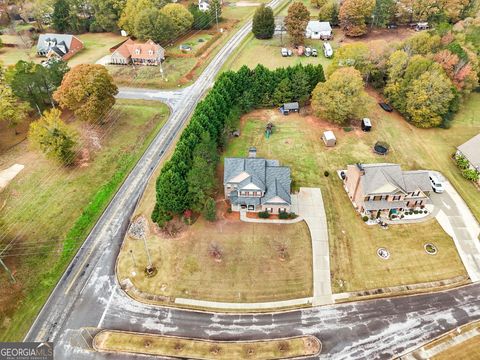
[
  {"x1": 223, "y1": 147, "x2": 291, "y2": 214},
  {"x1": 110, "y1": 39, "x2": 165, "y2": 66},
  {"x1": 344, "y1": 163, "x2": 431, "y2": 217},
  {"x1": 36, "y1": 34, "x2": 84, "y2": 61}
]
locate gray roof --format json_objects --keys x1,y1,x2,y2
[
  {"x1": 306, "y1": 21, "x2": 332, "y2": 33},
  {"x1": 224, "y1": 156, "x2": 291, "y2": 206},
  {"x1": 360, "y1": 163, "x2": 431, "y2": 195},
  {"x1": 457, "y1": 133, "x2": 480, "y2": 169},
  {"x1": 283, "y1": 102, "x2": 299, "y2": 110},
  {"x1": 37, "y1": 33, "x2": 76, "y2": 56}
]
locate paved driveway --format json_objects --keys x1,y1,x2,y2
[
  {"x1": 431, "y1": 176, "x2": 480, "y2": 282},
  {"x1": 296, "y1": 187, "x2": 333, "y2": 306}
]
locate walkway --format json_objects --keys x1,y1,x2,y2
[
  {"x1": 296, "y1": 187, "x2": 333, "y2": 306},
  {"x1": 431, "y1": 174, "x2": 480, "y2": 282},
  {"x1": 174, "y1": 297, "x2": 313, "y2": 309}
]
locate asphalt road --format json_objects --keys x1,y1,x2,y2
[{"x1": 24, "y1": 3, "x2": 480, "y2": 359}]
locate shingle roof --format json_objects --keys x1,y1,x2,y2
[
  {"x1": 128, "y1": 39, "x2": 164, "y2": 60},
  {"x1": 37, "y1": 34, "x2": 77, "y2": 53},
  {"x1": 457, "y1": 133, "x2": 480, "y2": 169},
  {"x1": 306, "y1": 21, "x2": 332, "y2": 33},
  {"x1": 283, "y1": 102, "x2": 299, "y2": 110},
  {"x1": 224, "y1": 156, "x2": 291, "y2": 206},
  {"x1": 360, "y1": 163, "x2": 430, "y2": 195}
]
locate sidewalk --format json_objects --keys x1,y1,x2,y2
[{"x1": 174, "y1": 297, "x2": 313, "y2": 309}]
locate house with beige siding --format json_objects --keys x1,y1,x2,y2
[
  {"x1": 110, "y1": 39, "x2": 165, "y2": 66},
  {"x1": 344, "y1": 163, "x2": 431, "y2": 218},
  {"x1": 223, "y1": 147, "x2": 291, "y2": 214}
]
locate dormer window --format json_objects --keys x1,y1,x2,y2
[
  {"x1": 135, "y1": 48, "x2": 140, "y2": 55},
  {"x1": 148, "y1": 49, "x2": 153, "y2": 55}
]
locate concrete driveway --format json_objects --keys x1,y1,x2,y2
[
  {"x1": 295, "y1": 187, "x2": 333, "y2": 306},
  {"x1": 431, "y1": 176, "x2": 480, "y2": 282}
]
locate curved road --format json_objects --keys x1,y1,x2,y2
[{"x1": 24, "y1": 2, "x2": 480, "y2": 359}]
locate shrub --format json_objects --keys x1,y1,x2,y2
[
  {"x1": 400, "y1": 215, "x2": 404, "y2": 219},
  {"x1": 414, "y1": 210, "x2": 419, "y2": 214},
  {"x1": 226, "y1": 207, "x2": 232, "y2": 213},
  {"x1": 279, "y1": 211, "x2": 289, "y2": 219},
  {"x1": 202, "y1": 198, "x2": 217, "y2": 222},
  {"x1": 362, "y1": 215, "x2": 369, "y2": 222},
  {"x1": 343, "y1": 126, "x2": 353, "y2": 132},
  {"x1": 258, "y1": 211, "x2": 270, "y2": 219},
  {"x1": 456, "y1": 154, "x2": 470, "y2": 170},
  {"x1": 324, "y1": 170, "x2": 330, "y2": 177},
  {"x1": 289, "y1": 212, "x2": 298, "y2": 219},
  {"x1": 424, "y1": 210, "x2": 428, "y2": 214},
  {"x1": 462, "y1": 168, "x2": 480, "y2": 182}
]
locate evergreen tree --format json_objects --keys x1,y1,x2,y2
[
  {"x1": 189, "y1": 2, "x2": 213, "y2": 29},
  {"x1": 252, "y1": 5, "x2": 275, "y2": 39},
  {"x1": 272, "y1": 78, "x2": 293, "y2": 105},
  {"x1": 52, "y1": 0, "x2": 71, "y2": 33},
  {"x1": 203, "y1": 197, "x2": 217, "y2": 221}
]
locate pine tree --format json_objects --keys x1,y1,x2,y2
[{"x1": 52, "y1": 0, "x2": 71, "y2": 32}]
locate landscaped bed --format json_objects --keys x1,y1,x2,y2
[{"x1": 94, "y1": 330, "x2": 321, "y2": 360}]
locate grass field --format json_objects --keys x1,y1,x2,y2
[
  {"x1": 69, "y1": 32, "x2": 125, "y2": 66},
  {"x1": 94, "y1": 330, "x2": 321, "y2": 360},
  {"x1": 224, "y1": 91, "x2": 479, "y2": 293},
  {"x1": 117, "y1": 214, "x2": 313, "y2": 303},
  {"x1": 0, "y1": 99, "x2": 169, "y2": 341}
]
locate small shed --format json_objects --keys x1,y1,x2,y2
[
  {"x1": 322, "y1": 131, "x2": 336, "y2": 147},
  {"x1": 280, "y1": 102, "x2": 299, "y2": 115},
  {"x1": 361, "y1": 118, "x2": 372, "y2": 132}
]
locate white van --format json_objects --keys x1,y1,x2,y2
[{"x1": 323, "y1": 42, "x2": 333, "y2": 58}]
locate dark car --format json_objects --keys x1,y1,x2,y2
[
  {"x1": 387, "y1": 23, "x2": 398, "y2": 29},
  {"x1": 379, "y1": 102, "x2": 393, "y2": 112}
]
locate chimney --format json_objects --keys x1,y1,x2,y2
[{"x1": 248, "y1": 147, "x2": 257, "y2": 158}]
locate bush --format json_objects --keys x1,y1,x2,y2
[
  {"x1": 362, "y1": 215, "x2": 369, "y2": 222},
  {"x1": 226, "y1": 207, "x2": 232, "y2": 213},
  {"x1": 424, "y1": 210, "x2": 428, "y2": 214},
  {"x1": 462, "y1": 168, "x2": 480, "y2": 182},
  {"x1": 279, "y1": 211, "x2": 289, "y2": 219},
  {"x1": 414, "y1": 210, "x2": 419, "y2": 214},
  {"x1": 400, "y1": 215, "x2": 404, "y2": 219},
  {"x1": 324, "y1": 170, "x2": 330, "y2": 177},
  {"x1": 456, "y1": 154, "x2": 470, "y2": 170},
  {"x1": 258, "y1": 211, "x2": 270, "y2": 219},
  {"x1": 343, "y1": 126, "x2": 353, "y2": 132},
  {"x1": 202, "y1": 198, "x2": 217, "y2": 222},
  {"x1": 288, "y1": 212, "x2": 298, "y2": 219}
]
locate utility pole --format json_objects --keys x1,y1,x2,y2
[
  {"x1": 215, "y1": 6, "x2": 219, "y2": 31},
  {"x1": 159, "y1": 59, "x2": 165, "y2": 81},
  {"x1": 0, "y1": 257, "x2": 16, "y2": 284}
]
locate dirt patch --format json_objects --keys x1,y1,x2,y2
[
  {"x1": 0, "y1": 164, "x2": 25, "y2": 192},
  {"x1": 338, "y1": 27, "x2": 416, "y2": 45}
]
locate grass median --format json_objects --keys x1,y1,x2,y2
[{"x1": 94, "y1": 330, "x2": 321, "y2": 360}]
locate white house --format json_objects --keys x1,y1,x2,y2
[
  {"x1": 456, "y1": 133, "x2": 480, "y2": 173},
  {"x1": 305, "y1": 21, "x2": 332, "y2": 40}
]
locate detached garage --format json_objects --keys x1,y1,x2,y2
[{"x1": 322, "y1": 131, "x2": 336, "y2": 147}]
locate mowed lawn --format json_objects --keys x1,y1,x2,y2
[
  {"x1": 224, "y1": 92, "x2": 480, "y2": 293},
  {"x1": 68, "y1": 32, "x2": 125, "y2": 66},
  {"x1": 117, "y1": 216, "x2": 313, "y2": 303},
  {"x1": 0, "y1": 99, "x2": 169, "y2": 341}
]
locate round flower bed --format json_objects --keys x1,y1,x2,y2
[
  {"x1": 424, "y1": 243, "x2": 438, "y2": 255},
  {"x1": 377, "y1": 247, "x2": 390, "y2": 260}
]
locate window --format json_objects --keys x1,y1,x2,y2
[
  {"x1": 393, "y1": 195, "x2": 401, "y2": 201},
  {"x1": 135, "y1": 48, "x2": 140, "y2": 55},
  {"x1": 266, "y1": 207, "x2": 273, "y2": 213},
  {"x1": 373, "y1": 196, "x2": 382, "y2": 201},
  {"x1": 364, "y1": 196, "x2": 370, "y2": 201},
  {"x1": 248, "y1": 205, "x2": 254, "y2": 211}
]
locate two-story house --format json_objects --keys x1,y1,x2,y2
[
  {"x1": 344, "y1": 163, "x2": 431, "y2": 217},
  {"x1": 223, "y1": 147, "x2": 291, "y2": 214},
  {"x1": 110, "y1": 39, "x2": 165, "y2": 66},
  {"x1": 36, "y1": 34, "x2": 84, "y2": 61}
]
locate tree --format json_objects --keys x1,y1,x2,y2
[
  {"x1": 160, "y1": 3, "x2": 193, "y2": 35},
  {"x1": 91, "y1": 0, "x2": 126, "y2": 32},
  {"x1": 318, "y1": 0, "x2": 339, "y2": 25},
  {"x1": 209, "y1": 0, "x2": 222, "y2": 23},
  {"x1": 28, "y1": 108, "x2": 77, "y2": 165},
  {"x1": 203, "y1": 197, "x2": 217, "y2": 221},
  {"x1": 252, "y1": 5, "x2": 275, "y2": 39},
  {"x1": 311, "y1": 67, "x2": 367, "y2": 124},
  {"x1": 54, "y1": 64, "x2": 118, "y2": 123},
  {"x1": 405, "y1": 69, "x2": 455, "y2": 128},
  {"x1": 155, "y1": 167, "x2": 189, "y2": 214},
  {"x1": 187, "y1": 155, "x2": 215, "y2": 212},
  {"x1": 189, "y1": 2, "x2": 213, "y2": 29},
  {"x1": 51, "y1": 0, "x2": 70, "y2": 32},
  {"x1": 272, "y1": 78, "x2": 293, "y2": 105},
  {"x1": 134, "y1": 8, "x2": 177, "y2": 43},
  {"x1": 311, "y1": 0, "x2": 327, "y2": 8},
  {"x1": 339, "y1": 0, "x2": 375, "y2": 37},
  {"x1": 284, "y1": 2, "x2": 310, "y2": 46},
  {"x1": 0, "y1": 85, "x2": 31, "y2": 129},
  {"x1": 6, "y1": 60, "x2": 67, "y2": 114},
  {"x1": 119, "y1": 0, "x2": 155, "y2": 34},
  {"x1": 372, "y1": 0, "x2": 397, "y2": 27},
  {"x1": 289, "y1": 67, "x2": 311, "y2": 104},
  {"x1": 402, "y1": 32, "x2": 442, "y2": 56}
]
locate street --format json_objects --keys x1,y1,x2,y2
[{"x1": 23, "y1": 2, "x2": 480, "y2": 359}]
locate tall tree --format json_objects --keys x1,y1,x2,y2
[
  {"x1": 53, "y1": 64, "x2": 118, "y2": 123},
  {"x1": 189, "y1": 2, "x2": 213, "y2": 29},
  {"x1": 160, "y1": 3, "x2": 193, "y2": 35},
  {"x1": 252, "y1": 5, "x2": 275, "y2": 39},
  {"x1": 339, "y1": 0, "x2": 375, "y2": 37},
  {"x1": 51, "y1": 0, "x2": 70, "y2": 32},
  {"x1": 311, "y1": 67, "x2": 367, "y2": 124},
  {"x1": 209, "y1": 0, "x2": 222, "y2": 24},
  {"x1": 91, "y1": 0, "x2": 126, "y2": 32},
  {"x1": 0, "y1": 84, "x2": 31, "y2": 129},
  {"x1": 372, "y1": 0, "x2": 396, "y2": 27},
  {"x1": 318, "y1": 0, "x2": 339, "y2": 25},
  {"x1": 284, "y1": 2, "x2": 310, "y2": 46},
  {"x1": 28, "y1": 108, "x2": 77, "y2": 165}
]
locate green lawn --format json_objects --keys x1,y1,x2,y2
[
  {"x1": 224, "y1": 91, "x2": 479, "y2": 293},
  {"x1": 0, "y1": 99, "x2": 170, "y2": 341},
  {"x1": 69, "y1": 32, "x2": 125, "y2": 66},
  {"x1": 117, "y1": 215, "x2": 313, "y2": 303}
]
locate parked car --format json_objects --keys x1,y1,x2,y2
[
  {"x1": 305, "y1": 47, "x2": 312, "y2": 56},
  {"x1": 429, "y1": 173, "x2": 445, "y2": 193},
  {"x1": 415, "y1": 22, "x2": 429, "y2": 31},
  {"x1": 311, "y1": 48, "x2": 318, "y2": 57},
  {"x1": 281, "y1": 48, "x2": 289, "y2": 57},
  {"x1": 379, "y1": 102, "x2": 393, "y2": 112},
  {"x1": 287, "y1": 49, "x2": 293, "y2": 56},
  {"x1": 323, "y1": 42, "x2": 333, "y2": 58},
  {"x1": 387, "y1": 23, "x2": 398, "y2": 29}
]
